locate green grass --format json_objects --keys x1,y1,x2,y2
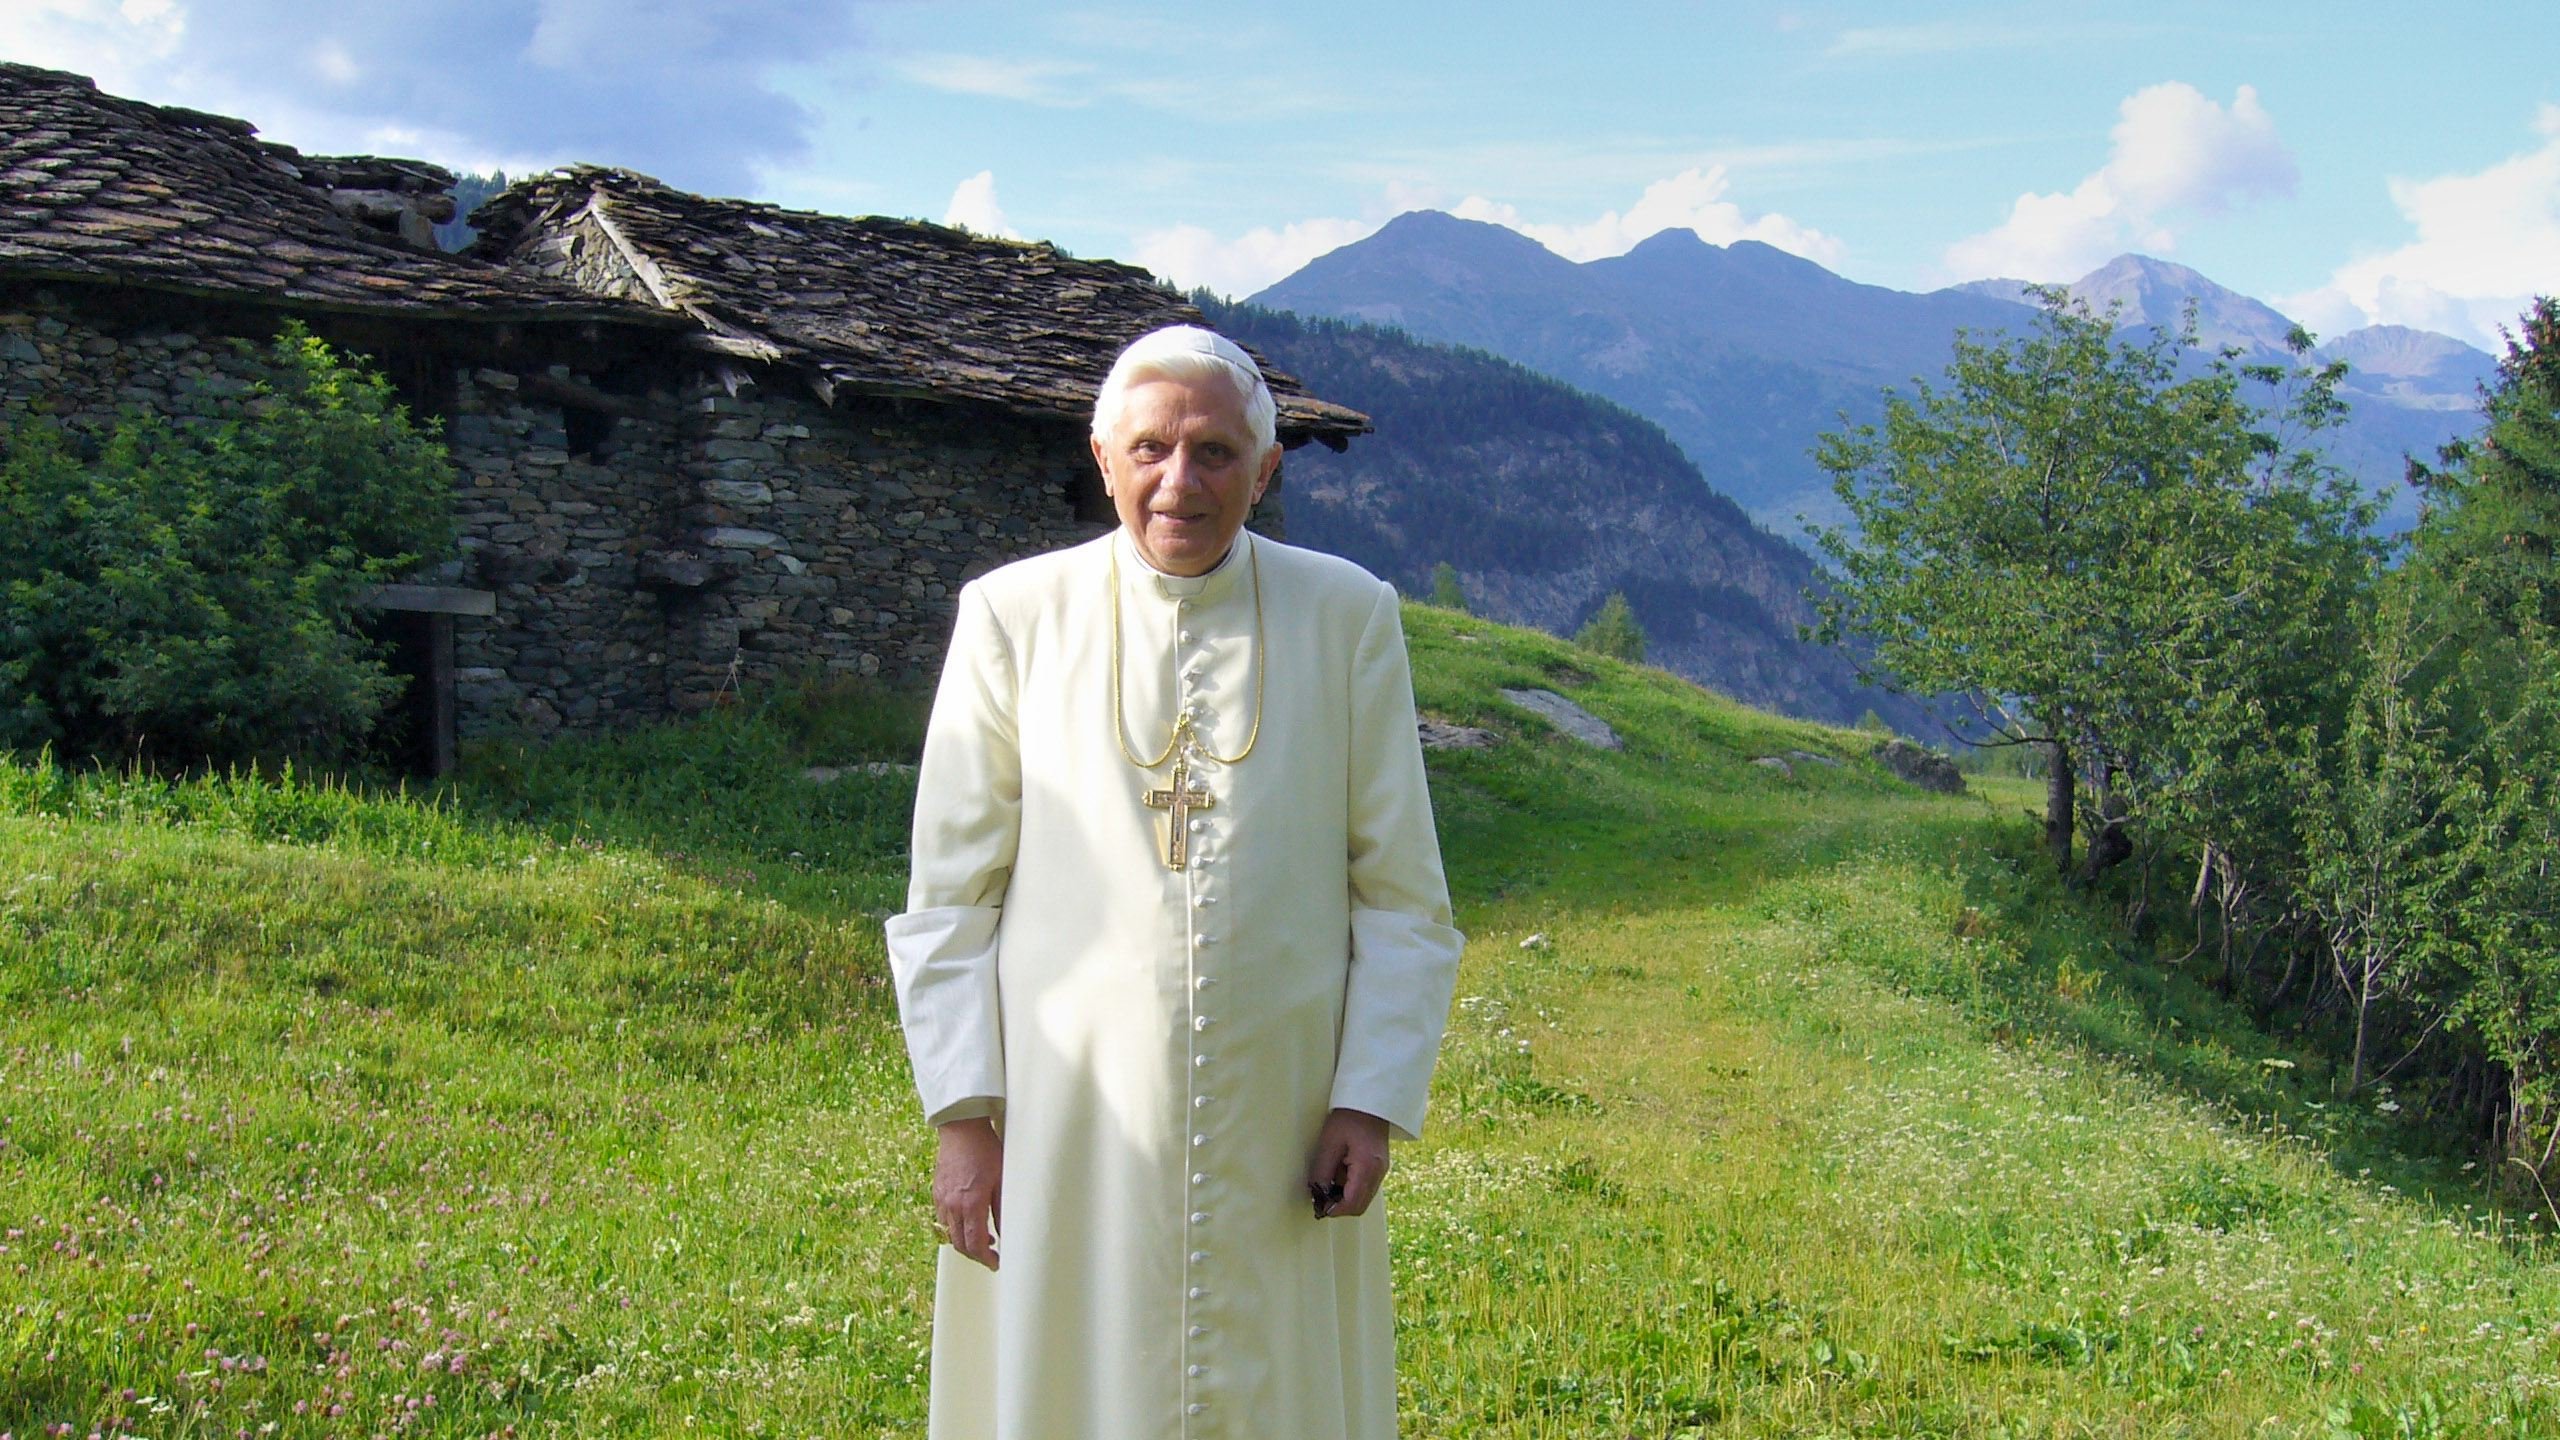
[{"x1": 2, "y1": 605, "x2": 2553, "y2": 1438}]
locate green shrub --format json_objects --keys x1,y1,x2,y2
[
  {"x1": 1573, "y1": 590, "x2": 1646, "y2": 662},
  {"x1": 0, "y1": 323, "x2": 455, "y2": 767},
  {"x1": 1428, "y1": 560, "x2": 1469, "y2": 612}
]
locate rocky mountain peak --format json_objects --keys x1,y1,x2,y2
[{"x1": 2067, "y1": 253, "x2": 2303, "y2": 354}]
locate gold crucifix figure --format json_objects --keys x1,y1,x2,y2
[{"x1": 1142, "y1": 747, "x2": 1216, "y2": 871}]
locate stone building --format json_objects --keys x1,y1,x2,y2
[{"x1": 0, "y1": 64, "x2": 1367, "y2": 770}]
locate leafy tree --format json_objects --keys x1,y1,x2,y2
[
  {"x1": 2400, "y1": 299, "x2": 2560, "y2": 1178},
  {"x1": 1574, "y1": 591, "x2": 1646, "y2": 662},
  {"x1": 2409, "y1": 298, "x2": 2560, "y2": 640},
  {"x1": 2293, "y1": 588, "x2": 2467, "y2": 1094},
  {"x1": 2444, "y1": 628, "x2": 2560, "y2": 1194},
  {"x1": 1812, "y1": 291, "x2": 2370, "y2": 880},
  {"x1": 0, "y1": 324, "x2": 456, "y2": 768},
  {"x1": 1427, "y1": 560, "x2": 1469, "y2": 612}
]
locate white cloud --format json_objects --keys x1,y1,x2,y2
[
  {"x1": 1131, "y1": 216, "x2": 1381, "y2": 300},
  {"x1": 309, "y1": 39, "x2": 358, "y2": 86},
  {"x1": 891, "y1": 46, "x2": 1346, "y2": 119},
  {"x1": 943, "y1": 170, "x2": 1016, "y2": 239},
  {"x1": 0, "y1": 0, "x2": 873, "y2": 196},
  {"x1": 1945, "y1": 82, "x2": 2297, "y2": 282},
  {"x1": 1452, "y1": 165, "x2": 1843, "y2": 265},
  {"x1": 894, "y1": 52, "x2": 1087, "y2": 106},
  {"x1": 0, "y1": 0, "x2": 185, "y2": 93},
  {"x1": 2283, "y1": 105, "x2": 2560, "y2": 350},
  {"x1": 1826, "y1": 17, "x2": 2160, "y2": 59},
  {"x1": 2107, "y1": 82, "x2": 2293, "y2": 215},
  {"x1": 1828, "y1": 19, "x2": 2019, "y2": 57}
]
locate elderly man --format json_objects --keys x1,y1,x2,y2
[{"x1": 886, "y1": 324, "x2": 1464, "y2": 1439}]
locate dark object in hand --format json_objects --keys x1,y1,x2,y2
[{"x1": 1309, "y1": 1179, "x2": 1345, "y2": 1217}]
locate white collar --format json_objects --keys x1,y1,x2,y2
[{"x1": 1114, "y1": 527, "x2": 1250, "y2": 603}]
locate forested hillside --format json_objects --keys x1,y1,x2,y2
[
  {"x1": 432, "y1": 170, "x2": 508, "y2": 252},
  {"x1": 1209, "y1": 299, "x2": 1930, "y2": 732}
]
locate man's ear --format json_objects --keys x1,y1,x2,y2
[
  {"x1": 1090, "y1": 432, "x2": 1115, "y2": 495},
  {"x1": 1252, "y1": 444, "x2": 1282, "y2": 504}
]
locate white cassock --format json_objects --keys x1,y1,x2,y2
[{"x1": 887, "y1": 527, "x2": 1464, "y2": 1440}]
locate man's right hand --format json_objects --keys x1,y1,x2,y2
[{"x1": 933, "y1": 1117, "x2": 1003, "y2": 1270}]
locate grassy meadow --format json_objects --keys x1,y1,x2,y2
[{"x1": 2, "y1": 605, "x2": 2554, "y2": 1438}]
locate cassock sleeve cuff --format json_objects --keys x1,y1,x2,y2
[
  {"x1": 927, "y1": 1096, "x2": 1005, "y2": 1128},
  {"x1": 885, "y1": 904, "x2": 1006, "y2": 1122},
  {"x1": 1330, "y1": 907, "x2": 1465, "y2": 1141}
]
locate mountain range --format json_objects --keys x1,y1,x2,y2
[
  {"x1": 1207, "y1": 300, "x2": 1932, "y2": 734},
  {"x1": 1253, "y1": 213, "x2": 2497, "y2": 538}
]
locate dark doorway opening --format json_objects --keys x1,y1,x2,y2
[
  {"x1": 363, "y1": 609, "x2": 451, "y2": 779},
  {"x1": 360, "y1": 585, "x2": 494, "y2": 778}
]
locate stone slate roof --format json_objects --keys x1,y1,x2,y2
[
  {"x1": 0, "y1": 63, "x2": 666, "y2": 325},
  {"x1": 0, "y1": 66, "x2": 1366, "y2": 444},
  {"x1": 471, "y1": 167, "x2": 1369, "y2": 448}
]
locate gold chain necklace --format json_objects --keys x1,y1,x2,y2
[{"x1": 1110, "y1": 536, "x2": 1266, "y2": 769}]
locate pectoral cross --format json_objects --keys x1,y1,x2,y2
[{"x1": 1142, "y1": 747, "x2": 1216, "y2": 871}]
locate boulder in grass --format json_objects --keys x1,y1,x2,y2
[
  {"x1": 1498, "y1": 687, "x2": 1622, "y2": 750},
  {"x1": 1418, "y1": 720, "x2": 1500, "y2": 751},
  {"x1": 1875, "y1": 738, "x2": 1964, "y2": 794}
]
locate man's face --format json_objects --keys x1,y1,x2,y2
[{"x1": 1091, "y1": 374, "x2": 1281, "y2": 578}]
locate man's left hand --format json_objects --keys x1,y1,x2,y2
[{"x1": 1306, "y1": 1107, "x2": 1391, "y2": 1219}]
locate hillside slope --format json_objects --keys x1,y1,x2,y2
[
  {"x1": 2, "y1": 622, "x2": 2550, "y2": 1435},
  {"x1": 1212, "y1": 300, "x2": 1929, "y2": 732}
]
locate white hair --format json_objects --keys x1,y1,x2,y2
[{"x1": 1091, "y1": 325, "x2": 1278, "y2": 459}]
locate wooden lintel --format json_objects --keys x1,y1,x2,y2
[
  {"x1": 368, "y1": 583, "x2": 497, "y2": 617},
  {"x1": 522, "y1": 369, "x2": 650, "y2": 419}
]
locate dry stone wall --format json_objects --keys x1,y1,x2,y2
[
  {"x1": 0, "y1": 288, "x2": 1111, "y2": 742},
  {"x1": 448, "y1": 370, "x2": 1105, "y2": 734},
  {"x1": 441, "y1": 365, "x2": 684, "y2": 736},
  {"x1": 0, "y1": 297, "x2": 280, "y2": 427}
]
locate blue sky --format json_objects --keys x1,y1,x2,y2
[{"x1": 7, "y1": 1, "x2": 2555, "y2": 348}]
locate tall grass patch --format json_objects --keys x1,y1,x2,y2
[{"x1": 5, "y1": 608, "x2": 2555, "y2": 1435}]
